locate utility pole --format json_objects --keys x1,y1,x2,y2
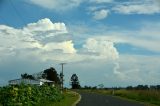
[{"x1": 60, "y1": 63, "x2": 66, "y2": 91}]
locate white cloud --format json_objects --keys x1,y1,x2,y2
[
  {"x1": 64, "y1": 54, "x2": 160, "y2": 87},
  {"x1": 156, "y1": 0, "x2": 160, "y2": 6},
  {"x1": 24, "y1": 18, "x2": 67, "y2": 32},
  {"x1": 23, "y1": 18, "x2": 68, "y2": 41},
  {"x1": 112, "y1": 55, "x2": 160, "y2": 85},
  {"x1": 0, "y1": 18, "x2": 120, "y2": 63},
  {"x1": 82, "y1": 38, "x2": 119, "y2": 60},
  {"x1": 87, "y1": 6, "x2": 106, "y2": 12},
  {"x1": 65, "y1": 20, "x2": 160, "y2": 86},
  {"x1": 0, "y1": 18, "x2": 76, "y2": 62},
  {"x1": 29, "y1": 0, "x2": 83, "y2": 10},
  {"x1": 113, "y1": 0, "x2": 160, "y2": 14},
  {"x1": 90, "y1": 0, "x2": 113, "y2": 3},
  {"x1": 86, "y1": 20, "x2": 160, "y2": 53},
  {"x1": 93, "y1": 9, "x2": 109, "y2": 20},
  {"x1": 43, "y1": 41, "x2": 76, "y2": 54},
  {"x1": 95, "y1": 34, "x2": 160, "y2": 53}
]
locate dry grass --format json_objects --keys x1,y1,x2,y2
[
  {"x1": 114, "y1": 90, "x2": 160, "y2": 106},
  {"x1": 84, "y1": 89, "x2": 160, "y2": 106}
]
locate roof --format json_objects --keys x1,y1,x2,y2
[
  {"x1": 9, "y1": 78, "x2": 54, "y2": 83},
  {"x1": 8, "y1": 79, "x2": 40, "y2": 85},
  {"x1": 39, "y1": 79, "x2": 54, "y2": 82}
]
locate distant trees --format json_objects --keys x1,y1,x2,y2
[
  {"x1": 70, "y1": 74, "x2": 80, "y2": 89},
  {"x1": 126, "y1": 86, "x2": 133, "y2": 90},
  {"x1": 150, "y1": 85, "x2": 160, "y2": 90},
  {"x1": 135, "y1": 85, "x2": 149, "y2": 90},
  {"x1": 126, "y1": 85, "x2": 160, "y2": 90},
  {"x1": 80, "y1": 85, "x2": 160, "y2": 90},
  {"x1": 21, "y1": 73, "x2": 35, "y2": 79},
  {"x1": 82, "y1": 86, "x2": 97, "y2": 89}
]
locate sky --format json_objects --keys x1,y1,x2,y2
[{"x1": 0, "y1": 0, "x2": 160, "y2": 87}]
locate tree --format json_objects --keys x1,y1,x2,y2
[
  {"x1": 135, "y1": 85, "x2": 149, "y2": 90},
  {"x1": 43, "y1": 67, "x2": 61, "y2": 84},
  {"x1": 21, "y1": 73, "x2": 35, "y2": 79},
  {"x1": 126, "y1": 86, "x2": 133, "y2": 90},
  {"x1": 70, "y1": 74, "x2": 80, "y2": 89}
]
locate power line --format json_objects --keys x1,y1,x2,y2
[
  {"x1": 0, "y1": 15, "x2": 9, "y2": 25},
  {"x1": 9, "y1": 0, "x2": 26, "y2": 25}
]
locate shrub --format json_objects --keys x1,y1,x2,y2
[{"x1": 0, "y1": 84, "x2": 63, "y2": 106}]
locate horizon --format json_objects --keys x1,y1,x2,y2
[{"x1": 0, "y1": 0, "x2": 160, "y2": 87}]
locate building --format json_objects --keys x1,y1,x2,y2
[{"x1": 8, "y1": 78, "x2": 54, "y2": 86}]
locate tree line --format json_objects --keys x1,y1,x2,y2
[
  {"x1": 126, "y1": 85, "x2": 160, "y2": 90},
  {"x1": 81, "y1": 85, "x2": 160, "y2": 90}
]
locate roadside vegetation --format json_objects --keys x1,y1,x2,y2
[
  {"x1": 0, "y1": 84, "x2": 63, "y2": 106},
  {"x1": 0, "y1": 67, "x2": 81, "y2": 106},
  {"x1": 0, "y1": 84, "x2": 80, "y2": 106},
  {"x1": 39, "y1": 91, "x2": 80, "y2": 106},
  {"x1": 0, "y1": 84, "x2": 79, "y2": 106},
  {"x1": 80, "y1": 85, "x2": 160, "y2": 106}
]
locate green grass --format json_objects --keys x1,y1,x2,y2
[
  {"x1": 113, "y1": 90, "x2": 160, "y2": 106},
  {"x1": 39, "y1": 91, "x2": 80, "y2": 106},
  {"x1": 81, "y1": 89, "x2": 160, "y2": 106}
]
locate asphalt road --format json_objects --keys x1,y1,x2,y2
[{"x1": 77, "y1": 92, "x2": 145, "y2": 106}]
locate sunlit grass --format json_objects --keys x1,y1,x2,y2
[
  {"x1": 114, "y1": 90, "x2": 160, "y2": 106},
  {"x1": 39, "y1": 90, "x2": 79, "y2": 106}
]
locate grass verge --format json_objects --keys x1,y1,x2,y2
[{"x1": 39, "y1": 90, "x2": 80, "y2": 106}]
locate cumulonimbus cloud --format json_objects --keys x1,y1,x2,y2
[
  {"x1": 0, "y1": 18, "x2": 119, "y2": 63},
  {"x1": 82, "y1": 38, "x2": 119, "y2": 60},
  {"x1": 0, "y1": 18, "x2": 76, "y2": 62}
]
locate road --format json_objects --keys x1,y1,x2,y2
[{"x1": 77, "y1": 92, "x2": 145, "y2": 106}]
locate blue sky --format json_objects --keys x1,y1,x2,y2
[{"x1": 0, "y1": 0, "x2": 160, "y2": 87}]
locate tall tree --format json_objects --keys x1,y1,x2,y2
[
  {"x1": 43, "y1": 67, "x2": 61, "y2": 84},
  {"x1": 70, "y1": 74, "x2": 80, "y2": 89}
]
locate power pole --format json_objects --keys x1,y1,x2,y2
[{"x1": 60, "y1": 63, "x2": 66, "y2": 91}]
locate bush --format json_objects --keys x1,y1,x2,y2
[{"x1": 0, "y1": 84, "x2": 63, "y2": 106}]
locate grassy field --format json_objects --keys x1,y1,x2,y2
[
  {"x1": 81, "y1": 89, "x2": 160, "y2": 106},
  {"x1": 113, "y1": 90, "x2": 160, "y2": 106},
  {"x1": 39, "y1": 91, "x2": 80, "y2": 106}
]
